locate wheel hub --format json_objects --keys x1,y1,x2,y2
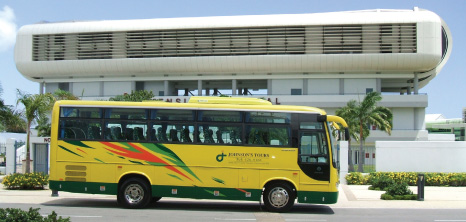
[
  {"x1": 125, "y1": 184, "x2": 144, "y2": 203},
  {"x1": 268, "y1": 187, "x2": 289, "y2": 208}
]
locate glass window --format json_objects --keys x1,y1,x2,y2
[
  {"x1": 105, "y1": 108, "x2": 148, "y2": 120},
  {"x1": 151, "y1": 109, "x2": 194, "y2": 121},
  {"x1": 150, "y1": 123, "x2": 194, "y2": 143},
  {"x1": 300, "y1": 122, "x2": 324, "y2": 130},
  {"x1": 104, "y1": 121, "x2": 148, "y2": 141},
  {"x1": 246, "y1": 125, "x2": 290, "y2": 146},
  {"x1": 245, "y1": 112, "x2": 291, "y2": 124},
  {"x1": 198, "y1": 124, "x2": 242, "y2": 145},
  {"x1": 198, "y1": 110, "x2": 242, "y2": 122},
  {"x1": 59, "y1": 119, "x2": 102, "y2": 140},
  {"x1": 299, "y1": 132, "x2": 329, "y2": 164},
  {"x1": 60, "y1": 107, "x2": 101, "y2": 118}
]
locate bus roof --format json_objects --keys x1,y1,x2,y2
[{"x1": 54, "y1": 97, "x2": 327, "y2": 115}]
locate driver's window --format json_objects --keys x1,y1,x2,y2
[{"x1": 299, "y1": 132, "x2": 328, "y2": 163}]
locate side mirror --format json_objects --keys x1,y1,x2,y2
[{"x1": 345, "y1": 128, "x2": 350, "y2": 141}]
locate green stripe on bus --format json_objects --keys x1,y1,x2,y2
[
  {"x1": 49, "y1": 180, "x2": 261, "y2": 201},
  {"x1": 297, "y1": 191, "x2": 338, "y2": 204}
]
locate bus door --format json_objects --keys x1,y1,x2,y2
[{"x1": 297, "y1": 130, "x2": 330, "y2": 182}]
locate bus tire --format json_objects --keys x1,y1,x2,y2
[
  {"x1": 263, "y1": 182, "x2": 296, "y2": 212},
  {"x1": 118, "y1": 178, "x2": 151, "y2": 209}
]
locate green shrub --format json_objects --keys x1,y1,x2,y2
[
  {"x1": 369, "y1": 176, "x2": 395, "y2": 191},
  {"x1": 381, "y1": 193, "x2": 417, "y2": 200},
  {"x1": 1, "y1": 173, "x2": 49, "y2": 190},
  {"x1": 449, "y1": 174, "x2": 466, "y2": 186},
  {"x1": 386, "y1": 182, "x2": 413, "y2": 196},
  {"x1": 380, "y1": 182, "x2": 416, "y2": 200},
  {"x1": 0, "y1": 207, "x2": 70, "y2": 221},
  {"x1": 345, "y1": 172, "x2": 368, "y2": 185}
]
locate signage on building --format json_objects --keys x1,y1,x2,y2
[{"x1": 154, "y1": 97, "x2": 281, "y2": 105}]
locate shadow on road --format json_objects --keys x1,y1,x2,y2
[{"x1": 42, "y1": 198, "x2": 334, "y2": 214}]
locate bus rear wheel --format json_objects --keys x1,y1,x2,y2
[
  {"x1": 263, "y1": 182, "x2": 296, "y2": 212},
  {"x1": 118, "y1": 178, "x2": 151, "y2": 209}
]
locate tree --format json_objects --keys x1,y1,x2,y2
[
  {"x1": 32, "y1": 89, "x2": 80, "y2": 137},
  {"x1": 335, "y1": 92, "x2": 392, "y2": 172},
  {"x1": 16, "y1": 90, "x2": 55, "y2": 173},
  {"x1": 0, "y1": 107, "x2": 26, "y2": 133},
  {"x1": 53, "y1": 89, "x2": 79, "y2": 100},
  {"x1": 109, "y1": 90, "x2": 154, "y2": 102}
]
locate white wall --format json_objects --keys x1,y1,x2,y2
[
  {"x1": 45, "y1": 83, "x2": 59, "y2": 94},
  {"x1": 392, "y1": 108, "x2": 415, "y2": 130},
  {"x1": 343, "y1": 78, "x2": 376, "y2": 94},
  {"x1": 145, "y1": 81, "x2": 165, "y2": 96},
  {"x1": 376, "y1": 141, "x2": 466, "y2": 172},
  {"x1": 103, "y1": 81, "x2": 133, "y2": 97},
  {"x1": 73, "y1": 82, "x2": 100, "y2": 97},
  {"x1": 307, "y1": 79, "x2": 339, "y2": 95},
  {"x1": 270, "y1": 79, "x2": 303, "y2": 95}
]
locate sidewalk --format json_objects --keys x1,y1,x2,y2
[
  {"x1": 1, "y1": 175, "x2": 466, "y2": 209},
  {"x1": 335, "y1": 184, "x2": 466, "y2": 209}
]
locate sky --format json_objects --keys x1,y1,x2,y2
[{"x1": 0, "y1": 0, "x2": 465, "y2": 118}]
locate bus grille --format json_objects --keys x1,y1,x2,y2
[{"x1": 65, "y1": 165, "x2": 87, "y2": 182}]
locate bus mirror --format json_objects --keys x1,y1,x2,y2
[
  {"x1": 344, "y1": 128, "x2": 350, "y2": 141},
  {"x1": 317, "y1": 115, "x2": 327, "y2": 122}
]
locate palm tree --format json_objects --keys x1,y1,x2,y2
[
  {"x1": 0, "y1": 107, "x2": 26, "y2": 133},
  {"x1": 16, "y1": 90, "x2": 55, "y2": 173},
  {"x1": 336, "y1": 92, "x2": 392, "y2": 172},
  {"x1": 53, "y1": 89, "x2": 79, "y2": 100}
]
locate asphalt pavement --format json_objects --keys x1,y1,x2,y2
[{"x1": 1, "y1": 175, "x2": 466, "y2": 209}]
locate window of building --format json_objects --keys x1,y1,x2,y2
[{"x1": 291, "y1": 89, "x2": 302, "y2": 95}]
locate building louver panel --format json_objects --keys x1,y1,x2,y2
[{"x1": 32, "y1": 23, "x2": 416, "y2": 61}]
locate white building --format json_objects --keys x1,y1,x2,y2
[{"x1": 14, "y1": 8, "x2": 452, "y2": 144}]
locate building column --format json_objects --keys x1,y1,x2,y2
[
  {"x1": 413, "y1": 73, "x2": 419, "y2": 95},
  {"x1": 303, "y1": 79, "x2": 308, "y2": 95},
  {"x1": 267, "y1": 79, "x2": 272, "y2": 96},
  {"x1": 232, "y1": 79, "x2": 237, "y2": 95},
  {"x1": 197, "y1": 80, "x2": 202, "y2": 96},
  {"x1": 39, "y1": 82, "x2": 45, "y2": 94},
  {"x1": 164, "y1": 80, "x2": 169, "y2": 96},
  {"x1": 339, "y1": 79, "x2": 344, "y2": 95}
]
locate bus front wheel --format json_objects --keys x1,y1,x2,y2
[
  {"x1": 263, "y1": 182, "x2": 296, "y2": 212},
  {"x1": 118, "y1": 178, "x2": 151, "y2": 209}
]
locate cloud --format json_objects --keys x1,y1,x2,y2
[{"x1": 0, "y1": 6, "x2": 17, "y2": 52}]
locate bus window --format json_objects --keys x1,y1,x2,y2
[
  {"x1": 104, "y1": 121, "x2": 147, "y2": 141},
  {"x1": 246, "y1": 126, "x2": 290, "y2": 146},
  {"x1": 59, "y1": 119, "x2": 102, "y2": 140},
  {"x1": 105, "y1": 108, "x2": 148, "y2": 119},
  {"x1": 198, "y1": 125, "x2": 242, "y2": 144},
  {"x1": 151, "y1": 109, "x2": 194, "y2": 121},
  {"x1": 151, "y1": 123, "x2": 194, "y2": 143},
  {"x1": 198, "y1": 110, "x2": 242, "y2": 122},
  {"x1": 299, "y1": 132, "x2": 328, "y2": 163},
  {"x1": 245, "y1": 111, "x2": 291, "y2": 124},
  {"x1": 60, "y1": 107, "x2": 101, "y2": 118}
]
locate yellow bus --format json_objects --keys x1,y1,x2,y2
[{"x1": 49, "y1": 96, "x2": 348, "y2": 212}]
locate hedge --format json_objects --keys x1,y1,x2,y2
[
  {"x1": 345, "y1": 172, "x2": 466, "y2": 187},
  {"x1": 1, "y1": 173, "x2": 49, "y2": 190}
]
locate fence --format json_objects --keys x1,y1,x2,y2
[{"x1": 348, "y1": 145, "x2": 376, "y2": 173}]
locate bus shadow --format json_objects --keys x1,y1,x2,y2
[{"x1": 42, "y1": 198, "x2": 334, "y2": 214}]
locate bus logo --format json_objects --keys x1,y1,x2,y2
[{"x1": 216, "y1": 152, "x2": 226, "y2": 162}]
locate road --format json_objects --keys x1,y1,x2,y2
[{"x1": 2, "y1": 198, "x2": 466, "y2": 222}]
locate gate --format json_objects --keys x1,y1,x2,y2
[{"x1": 34, "y1": 143, "x2": 49, "y2": 174}]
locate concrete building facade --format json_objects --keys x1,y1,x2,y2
[{"x1": 14, "y1": 8, "x2": 452, "y2": 143}]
